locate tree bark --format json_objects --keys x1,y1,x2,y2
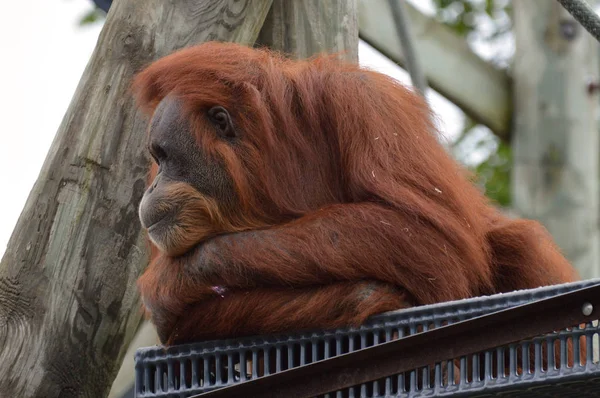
[
  {"x1": 512, "y1": 0, "x2": 600, "y2": 279},
  {"x1": 256, "y1": 0, "x2": 358, "y2": 63},
  {"x1": 0, "y1": 0, "x2": 273, "y2": 397}
]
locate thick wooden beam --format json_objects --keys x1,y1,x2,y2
[
  {"x1": 0, "y1": 0, "x2": 273, "y2": 397},
  {"x1": 512, "y1": 0, "x2": 600, "y2": 279},
  {"x1": 358, "y1": 0, "x2": 512, "y2": 139},
  {"x1": 256, "y1": 0, "x2": 359, "y2": 63}
]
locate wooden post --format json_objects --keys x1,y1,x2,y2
[
  {"x1": 0, "y1": 1, "x2": 273, "y2": 396},
  {"x1": 256, "y1": 0, "x2": 359, "y2": 62},
  {"x1": 512, "y1": 0, "x2": 600, "y2": 279}
]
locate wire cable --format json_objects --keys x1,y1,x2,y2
[
  {"x1": 557, "y1": 0, "x2": 600, "y2": 42},
  {"x1": 387, "y1": 0, "x2": 429, "y2": 96}
]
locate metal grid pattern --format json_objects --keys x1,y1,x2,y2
[{"x1": 134, "y1": 279, "x2": 600, "y2": 397}]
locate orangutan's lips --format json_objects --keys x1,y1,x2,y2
[
  {"x1": 144, "y1": 205, "x2": 180, "y2": 231},
  {"x1": 211, "y1": 286, "x2": 227, "y2": 298}
]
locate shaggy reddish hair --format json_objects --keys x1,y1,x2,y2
[{"x1": 132, "y1": 42, "x2": 581, "y2": 374}]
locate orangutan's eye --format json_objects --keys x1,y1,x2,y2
[{"x1": 207, "y1": 106, "x2": 236, "y2": 138}]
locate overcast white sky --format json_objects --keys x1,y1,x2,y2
[{"x1": 0, "y1": 0, "x2": 464, "y2": 257}]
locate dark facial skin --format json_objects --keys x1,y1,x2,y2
[{"x1": 138, "y1": 96, "x2": 237, "y2": 256}]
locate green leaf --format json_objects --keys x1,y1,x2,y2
[
  {"x1": 79, "y1": 7, "x2": 106, "y2": 26},
  {"x1": 430, "y1": 0, "x2": 512, "y2": 39},
  {"x1": 474, "y1": 141, "x2": 512, "y2": 207},
  {"x1": 485, "y1": 0, "x2": 494, "y2": 16}
]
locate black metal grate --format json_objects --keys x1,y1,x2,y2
[{"x1": 134, "y1": 279, "x2": 600, "y2": 397}]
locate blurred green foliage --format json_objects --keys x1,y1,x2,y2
[
  {"x1": 79, "y1": 5, "x2": 106, "y2": 26},
  {"x1": 432, "y1": 0, "x2": 512, "y2": 38},
  {"x1": 432, "y1": 0, "x2": 514, "y2": 208},
  {"x1": 79, "y1": 7, "x2": 106, "y2": 26},
  {"x1": 474, "y1": 139, "x2": 512, "y2": 207}
]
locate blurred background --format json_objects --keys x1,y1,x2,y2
[
  {"x1": 4, "y1": 0, "x2": 600, "y2": 279},
  {"x1": 1, "y1": 1, "x2": 599, "y2": 395}
]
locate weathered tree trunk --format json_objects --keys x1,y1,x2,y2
[
  {"x1": 256, "y1": 0, "x2": 358, "y2": 63},
  {"x1": 0, "y1": 1, "x2": 273, "y2": 397},
  {"x1": 512, "y1": 1, "x2": 600, "y2": 279}
]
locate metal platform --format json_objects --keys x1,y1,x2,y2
[{"x1": 134, "y1": 279, "x2": 600, "y2": 397}]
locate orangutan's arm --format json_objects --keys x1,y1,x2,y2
[
  {"x1": 165, "y1": 281, "x2": 411, "y2": 345},
  {"x1": 185, "y1": 202, "x2": 489, "y2": 305}
]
